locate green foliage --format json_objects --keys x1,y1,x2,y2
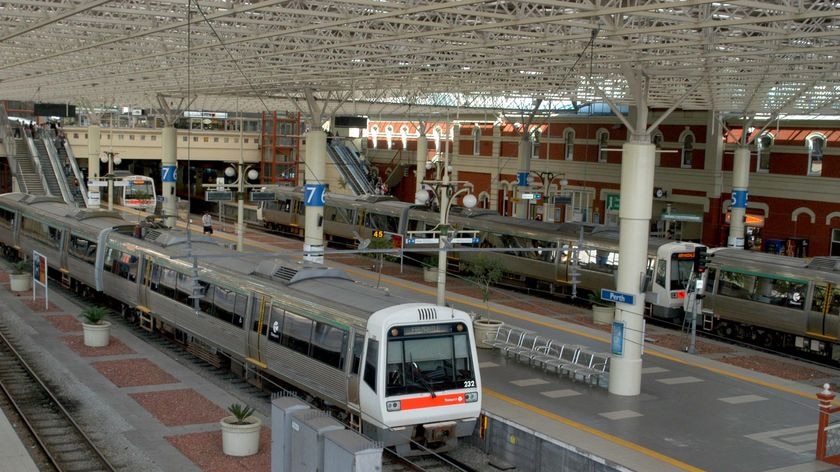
[
  {"x1": 228, "y1": 403, "x2": 255, "y2": 424},
  {"x1": 11, "y1": 260, "x2": 31, "y2": 275},
  {"x1": 365, "y1": 237, "x2": 398, "y2": 262},
  {"x1": 464, "y1": 255, "x2": 505, "y2": 304},
  {"x1": 588, "y1": 293, "x2": 614, "y2": 307},
  {"x1": 79, "y1": 306, "x2": 109, "y2": 325}
]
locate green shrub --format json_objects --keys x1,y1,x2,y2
[
  {"x1": 11, "y1": 260, "x2": 31, "y2": 275},
  {"x1": 228, "y1": 403, "x2": 255, "y2": 425},
  {"x1": 79, "y1": 306, "x2": 109, "y2": 325}
]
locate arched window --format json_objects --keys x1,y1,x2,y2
[
  {"x1": 472, "y1": 124, "x2": 481, "y2": 156},
  {"x1": 807, "y1": 133, "x2": 825, "y2": 176},
  {"x1": 564, "y1": 128, "x2": 575, "y2": 160},
  {"x1": 651, "y1": 130, "x2": 664, "y2": 148},
  {"x1": 680, "y1": 129, "x2": 695, "y2": 168},
  {"x1": 756, "y1": 132, "x2": 773, "y2": 173},
  {"x1": 370, "y1": 125, "x2": 379, "y2": 149},
  {"x1": 385, "y1": 125, "x2": 394, "y2": 150},
  {"x1": 400, "y1": 125, "x2": 409, "y2": 150},
  {"x1": 531, "y1": 128, "x2": 542, "y2": 159},
  {"x1": 596, "y1": 128, "x2": 609, "y2": 162}
]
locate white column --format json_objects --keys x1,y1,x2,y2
[
  {"x1": 416, "y1": 135, "x2": 427, "y2": 196},
  {"x1": 304, "y1": 129, "x2": 327, "y2": 264},
  {"x1": 514, "y1": 136, "x2": 531, "y2": 219},
  {"x1": 608, "y1": 142, "x2": 655, "y2": 396},
  {"x1": 161, "y1": 126, "x2": 178, "y2": 228},
  {"x1": 728, "y1": 146, "x2": 750, "y2": 249},
  {"x1": 87, "y1": 124, "x2": 101, "y2": 208}
]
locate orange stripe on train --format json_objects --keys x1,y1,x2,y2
[{"x1": 400, "y1": 393, "x2": 465, "y2": 410}]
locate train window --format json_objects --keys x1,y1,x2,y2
[
  {"x1": 69, "y1": 234, "x2": 97, "y2": 264},
  {"x1": 829, "y1": 288, "x2": 840, "y2": 316},
  {"x1": 0, "y1": 207, "x2": 14, "y2": 228},
  {"x1": 363, "y1": 339, "x2": 378, "y2": 392},
  {"x1": 655, "y1": 259, "x2": 666, "y2": 287},
  {"x1": 579, "y1": 248, "x2": 618, "y2": 274},
  {"x1": 267, "y1": 305, "x2": 284, "y2": 342},
  {"x1": 385, "y1": 332, "x2": 475, "y2": 397},
  {"x1": 155, "y1": 267, "x2": 177, "y2": 298},
  {"x1": 813, "y1": 286, "x2": 828, "y2": 312},
  {"x1": 199, "y1": 282, "x2": 215, "y2": 315},
  {"x1": 234, "y1": 293, "x2": 247, "y2": 328},
  {"x1": 670, "y1": 254, "x2": 694, "y2": 291},
  {"x1": 719, "y1": 270, "x2": 807, "y2": 309},
  {"x1": 280, "y1": 311, "x2": 313, "y2": 355},
  {"x1": 351, "y1": 333, "x2": 364, "y2": 375},
  {"x1": 176, "y1": 273, "x2": 194, "y2": 304},
  {"x1": 311, "y1": 322, "x2": 348, "y2": 369},
  {"x1": 21, "y1": 217, "x2": 61, "y2": 248}
]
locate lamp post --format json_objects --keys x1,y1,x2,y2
[
  {"x1": 221, "y1": 163, "x2": 260, "y2": 252},
  {"x1": 529, "y1": 171, "x2": 567, "y2": 222},
  {"x1": 415, "y1": 167, "x2": 476, "y2": 307},
  {"x1": 100, "y1": 151, "x2": 122, "y2": 211}
]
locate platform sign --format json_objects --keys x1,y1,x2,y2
[
  {"x1": 205, "y1": 190, "x2": 233, "y2": 201},
  {"x1": 250, "y1": 191, "x2": 276, "y2": 202},
  {"x1": 87, "y1": 191, "x2": 100, "y2": 208},
  {"x1": 303, "y1": 183, "x2": 326, "y2": 207},
  {"x1": 161, "y1": 165, "x2": 177, "y2": 183},
  {"x1": 601, "y1": 288, "x2": 635, "y2": 305},
  {"x1": 606, "y1": 194, "x2": 620, "y2": 211},
  {"x1": 520, "y1": 193, "x2": 542, "y2": 200},
  {"x1": 611, "y1": 321, "x2": 624, "y2": 356},
  {"x1": 553, "y1": 195, "x2": 572, "y2": 205}
]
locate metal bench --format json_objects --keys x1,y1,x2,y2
[
  {"x1": 487, "y1": 326, "x2": 526, "y2": 352},
  {"x1": 519, "y1": 338, "x2": 554, "y2": 366},
  {"x1": 504, "y1": 332, "x2": 543, "y2": 360},
  {"x1": 561, "y1": 349, "x2": 597, "y2": 378},
  {"x1": 572, "y1": 352, "x2": 611, "y2": 387},
  {"x1": 543, "y1": 343, "x2": 582, "y2": 375}
]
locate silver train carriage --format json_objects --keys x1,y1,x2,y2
[
  {"x1": 700, "y1": 248, "x2": 840, "y2": 360},
  {"x1": 0, "y1": 193, "x2": 481, "y2": 454},
  {"x1": 256, "y1": 185, "x2": 701, "y2": 319}
]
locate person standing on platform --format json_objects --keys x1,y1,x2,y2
[{"x1": 202, "y1": 211, "x2": 214, "y2": 235}]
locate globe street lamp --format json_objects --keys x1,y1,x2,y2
[
  {"x1": 415, "y1": 169, "x2": 476, "y2": 306},
  {"x1": 224, "y1": 163, "x2": 259, "y2": 252},
  {"x1": 100, "y1": 151, "x2": 122, "y2": 211}
]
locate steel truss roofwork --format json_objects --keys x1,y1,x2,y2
[{"x1": 0, "y1": 0, "x2": 838, "y2": 118}]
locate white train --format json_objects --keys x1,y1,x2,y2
[
  {"x1": 256, "y1": 185, "x2": 703, "y2": 320},
  {"x1": 0, "y1": 193, "x2": 481, "y2": 454}
]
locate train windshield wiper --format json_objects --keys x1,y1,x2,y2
[{"x1": 410, "y1": 362, "x2": 437, "y2": 398}]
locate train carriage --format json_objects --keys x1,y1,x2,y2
[
  {"x1": 701, "y1": 249, "x2": 840, "y2": 359},
  {"x1": 0, "y1": 192, "x2": 481, "y2": 454},
  {"x1": 256, "y1": 186, "x2": 700, "y2": 319}
]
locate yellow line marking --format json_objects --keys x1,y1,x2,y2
[{"x1": 484, "y1": 389, "x2": 708, "y2": 472}]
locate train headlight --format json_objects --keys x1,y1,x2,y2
[
  {"x1": 465, "y1": 392, "x2": 479, "y2": 403},
  {"x1": 386, "y1": 400, "x2": 401, "y2": 412}
]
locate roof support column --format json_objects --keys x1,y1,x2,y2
[
  {"x1": 513, "y1": 134, "x2": 532, "y2": 219},
  {"x1": 303, "y1": 89, "x2": 327, "y2": 264},
  {"x1": 729, "y1": 144, "x2": 750, "y2": 249},
  {"x1": 87, "y1": 122, "x2": 101, "y2": 208},
  {"x1": 157, "y1": 94, "x2": 192, "y2": 228},
  {"x1": 416, "y1": 127, "x2": 428, "y2": 196},
  {"x1": 592, "y1": 67, "x2": 700, "y2": 396}
]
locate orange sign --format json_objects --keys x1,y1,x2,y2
[
  {"x1": 725, "y1": 212, "x2": 765, "y2": 228},
  {"x1": 399, "y1": 393, "x2": 466, "y2": 410}
]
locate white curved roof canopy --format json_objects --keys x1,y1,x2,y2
[{"x1": 0, "y1": 0, "x2": 838, "y2": 118}]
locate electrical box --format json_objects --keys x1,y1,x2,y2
[
  {"x1": 271, "y1": 395, "x2": 310, "y2": 472},
  {"x1": 324, "y1": 429, "x2": 382, "y2": 472},
  {"x1": 290, "y1": 410, "x2": 344, "y2": 472}
]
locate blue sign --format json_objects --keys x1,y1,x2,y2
[
  {"x1": 303, "y1": 184, "x2": 326, "y2": 207},
  {"x1": 731, "y1": 189, "x2": 748, "y2": 209},
  {"x1": 161, "y1": 165, "x2": 177, "y2": 183},
  {"x1": 517, "y1": 171, "x2": 529, "y2": 187},
  {"x1": 611, "y1": 321, "x2": 624, "y2": 356},
  {"x1": 601, "y1": 288, "x2": 635, "y2": 305}
]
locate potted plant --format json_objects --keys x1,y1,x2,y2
[
  {"x1": 589, "y1": 294, "x2": 615, "y2": 325},
  {"x1": 9, "y1": 260, "x2": 32, "y2": 292},
  {"x1": 464, "y1": 255, "x2": 506, "y2": 348},
  {"x1": 79, "y1": 306, "x2": 111, "y2": 347},
  {"x1": 423, "y1": 255, "x2": 439, "y2": 283},
  {"x1": 220, "y1": 403, "x2": 262, "y2": 456}
]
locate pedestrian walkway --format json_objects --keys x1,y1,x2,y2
[{"x1": 0, "y1": 408, "x2": 39, "y2": 472}]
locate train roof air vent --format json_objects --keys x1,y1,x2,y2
[
  {"x1": 273, "y1": 266, "x2": 299, "y2": 283},
  {"x1": 417, "y1": 307, "x2": 438, "y2": 321},
  {"x1": 807, "y1": 257, "x2": 840, "y2": 272},
  {"x1": 145, "y1": 229, "x2": 164, "y2": 241}
]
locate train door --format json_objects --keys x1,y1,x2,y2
[
  {"x1": 808, "y1": 284, "x2": 840, "y2": 339},
  {"x1": 347, "y1": 332, "x2": 365, "y2": 410},
  {"x1": 247, "y1": 292, "x2": 271, "y2": 365}
]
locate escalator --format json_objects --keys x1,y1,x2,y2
[{"x1": 326, "y1": 140, "x2": 376, "y2": 195}]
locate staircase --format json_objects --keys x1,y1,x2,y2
[
  {"x1": 13, "y1": 140, "x2": 46, "y2": 195},
  {"x1": 33, "y1": 138, "x2": 63, "y2": 197}
]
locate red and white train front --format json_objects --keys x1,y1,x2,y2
[{"x1": 360, "y1": 304, "x2": 482, "y2": 455}]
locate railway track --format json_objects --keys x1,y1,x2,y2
[{"x1": 0, "y1": 323, "x2": 118, "y2": 472}]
